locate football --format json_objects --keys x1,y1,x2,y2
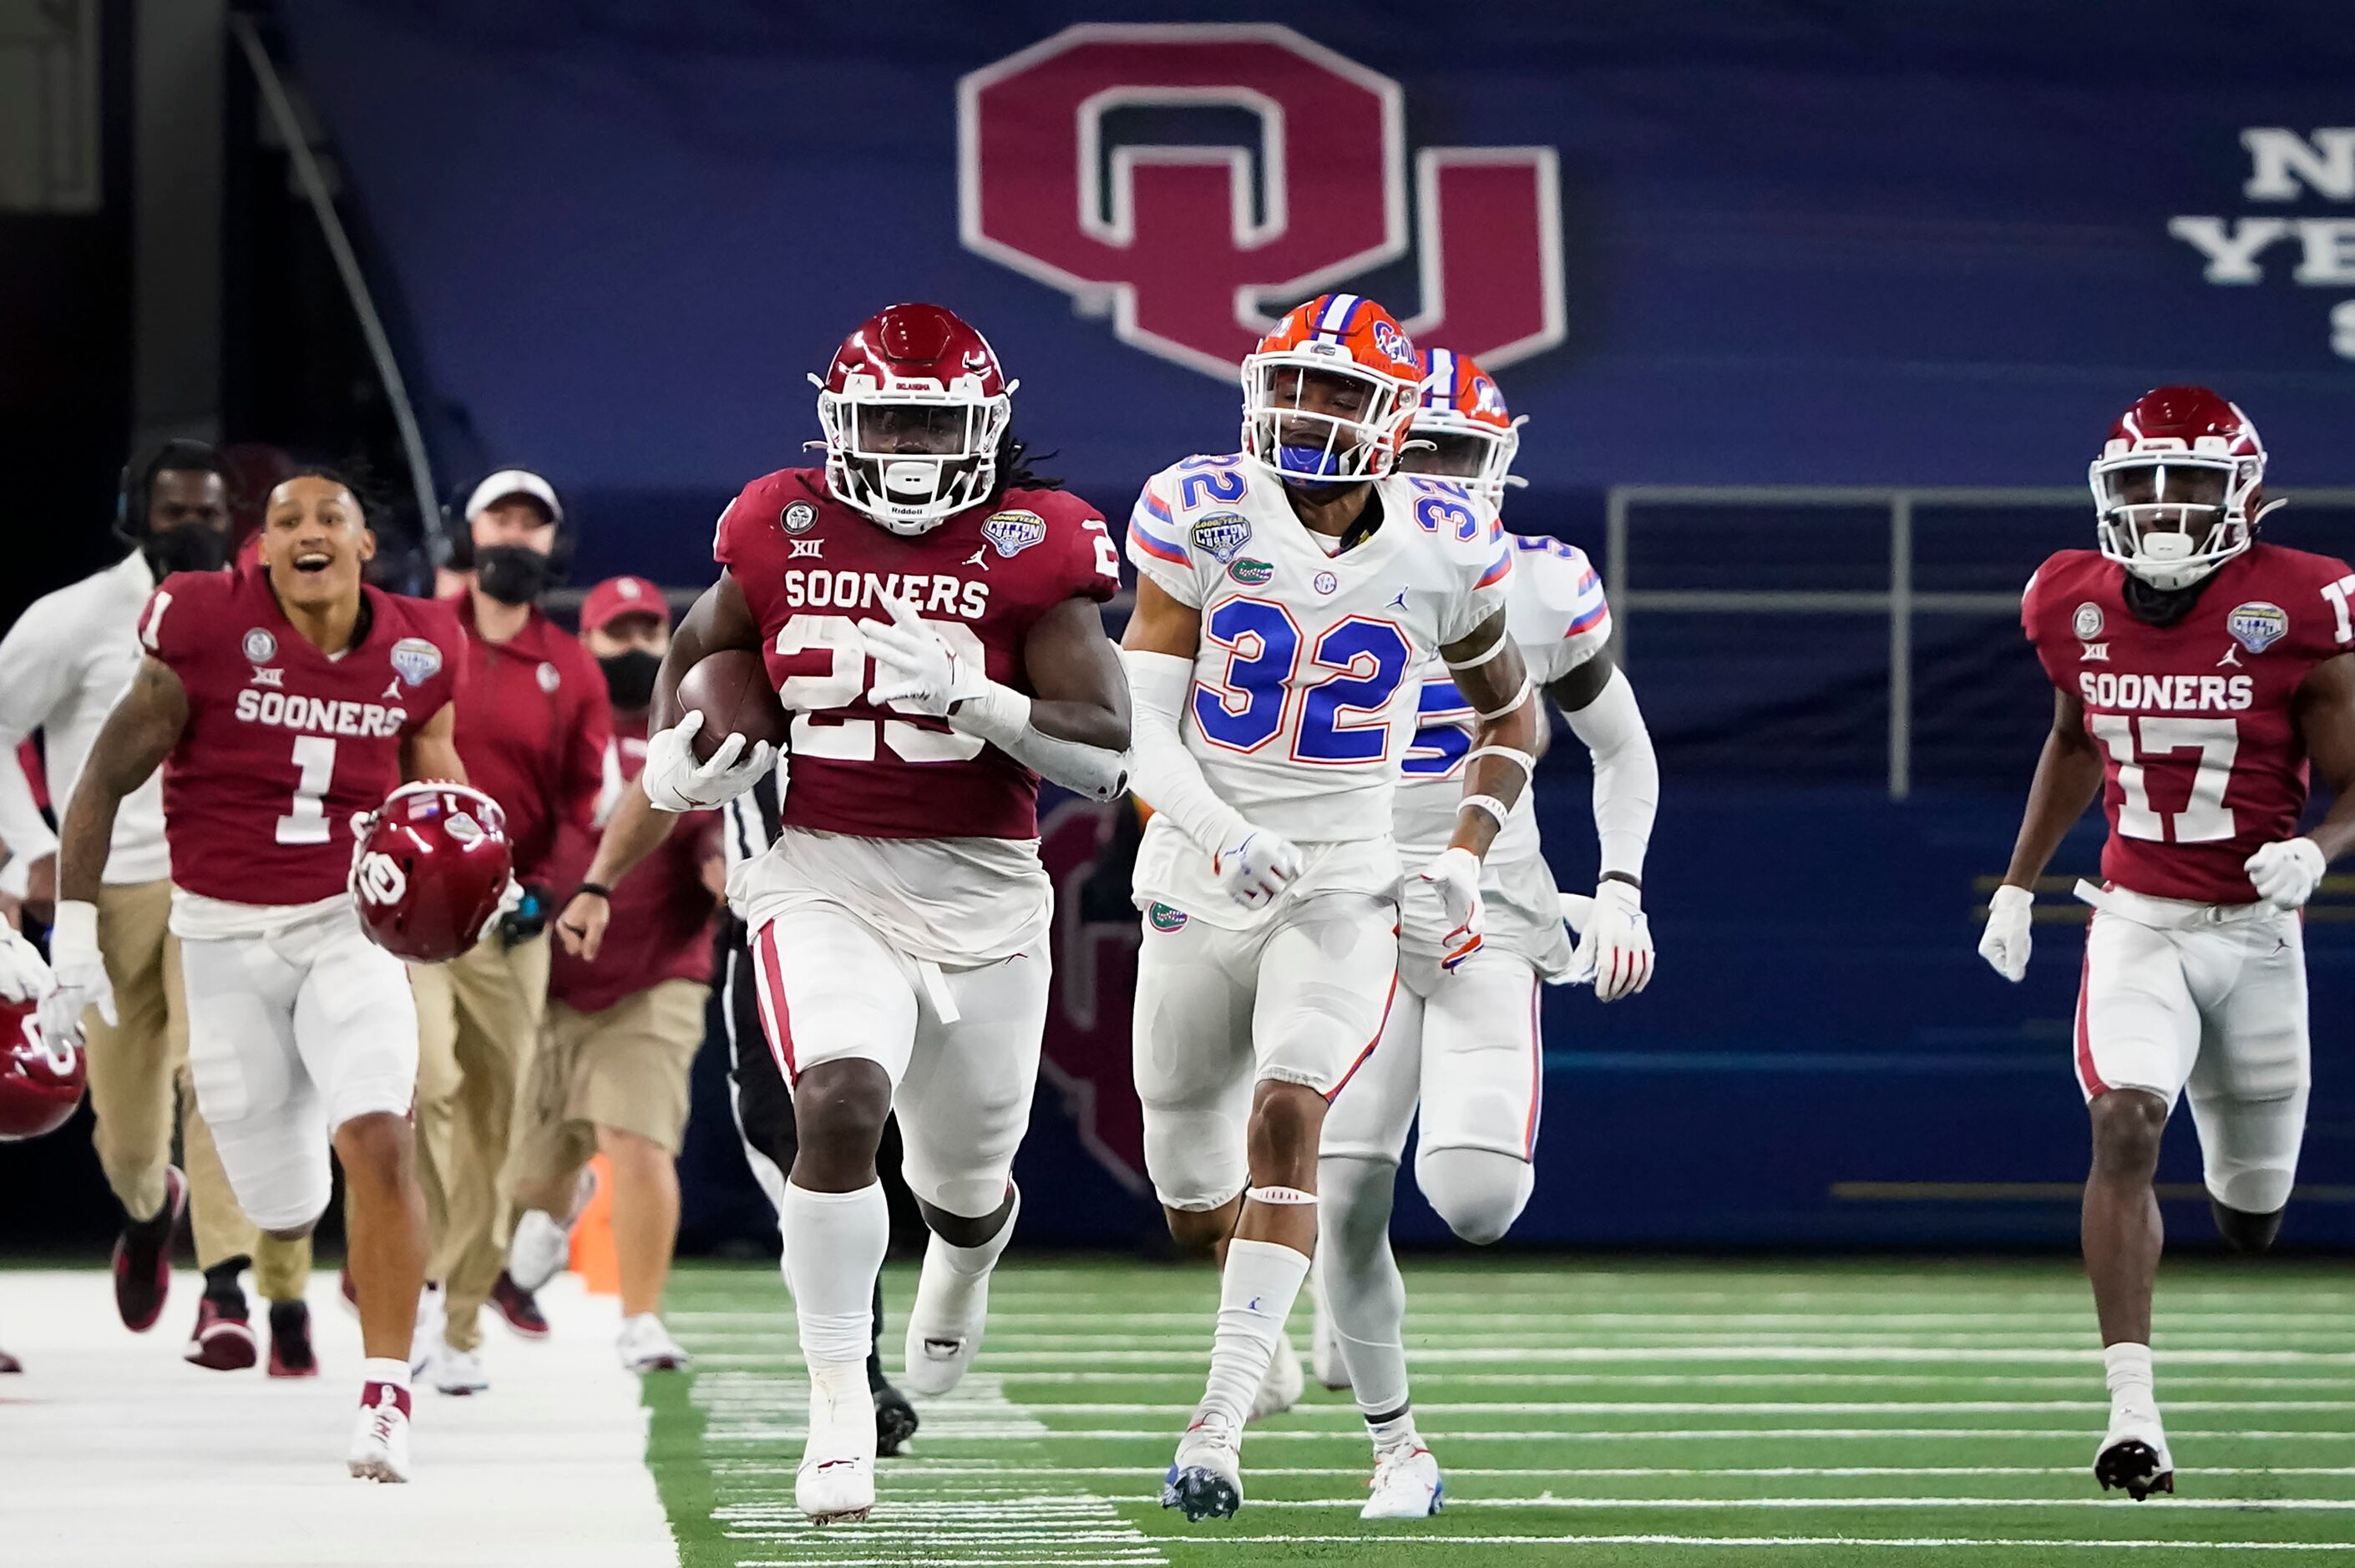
[{"x1": 675, "y1": 647, "x2": 789, "y2": 763}]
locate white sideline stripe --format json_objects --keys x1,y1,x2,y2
[
  {"x1": 934, "y1": 1313, "x2": 2355, "y2": 1329},
  {"x1": 0, "y1": 1271, "x2": 675, "y2": 1568},
  {"x1": 1098, "y1": 1535, "x2": 2355, "y2": 1552},
  {"x1": 956, "y1": 1428, "x2": 2355, "y2": 1443},
  {"x1": 1232, "y1": 1496, "x2": 2355, "y2": 1511},
  {"x1": 807, "y1": 1368, "x2": 2355, "y2": 1391},
  {"x1": 686, "y1": 1344, "x2": 2355, "y2": 1365},
  {"x1": 1012, "y1": 1400, "x2": 2355, "y2": 1415}
]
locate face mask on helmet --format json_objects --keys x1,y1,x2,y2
[
  {"x1": 2090, "y1": 457, "x2": 2255, "y2": 591},
  {"x1": 597, "y1": 648, "x2": 661, "y2": 710},
  {"x1": 1397, "y1": 424, "x2": 1522, "y2": 503},
  {"x1": 1241, "y1": 360, "x2": 1413, "y2": 486},
  {"x1": 139, "y1": 521, "x2": 230, "y2": 581},
  {"x1": 474, "y1": 544, "x2": 555, "y2": 605},
  {"x1": 817, "y1": 388, "x2": 1009, "y2": 535}
]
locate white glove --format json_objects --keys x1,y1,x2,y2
[
  {"x1": 2246, "y1": 836, "x2": 2327, "y2": 909},
  {"x1": 1212, "y1": 823, "x2": 1303, "y2": 910},
  {"x1": 1570, "y1": 879, "x2": 1654, "y2": 1002},
  {"x1": 1978, "y1": 883, "x2": 2033, "y2": 983},
  {"x1": 640, "y1": 711, "x2": 775, "y2": 813},
  {"x1": 863, "y1": 592, "x2": 989, "y2": 717},
  {"x1": 0, "y1": 922, "x2": 53, "y2": 1004},
  {"x1": 1417, "y1": 846, "x2": 1486, "y2": 971},
  {"x1": 38, "y1": 898, "x2": 114, "y2": 1043}
]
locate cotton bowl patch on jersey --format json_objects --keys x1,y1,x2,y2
[
  {"x1": 242, "y1": 628, "x2": 277, "y2": 663},
  {"x1": 389, "y1": 636, "x2": 443, "y2": 686},
  {"x1": 2231, "y1": 601, "x2": 2289, "y2": 654},
  {"x1": 981, "y1": 508, "x2": 1046, "y2": 558},
  {"x1": 1228, "y1": 558, "x2": 1274, "y2": 585},
  {"x1": 1192, "y1": 514, "x2": 1253, "y2": 564}
]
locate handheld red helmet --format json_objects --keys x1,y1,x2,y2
[
  {"x1": 1403, "y1": 346, "x2": 1525, "y2": 504},
  {"x1": 813, "y1": 303, "x2": 1015, "y2": 535},
  {"x1": 350, "y1": 782, "x2": 514, "y2": 964},
  {"x1": 2091, "y1": 385, "x2": 2279, "y2": 590},
  {"x1": 1241, "y1": 293, "x2": 1424, "y2": 485},
  {"x1": 0, "y1": 998, "x2": 84, "y2": 1141}
]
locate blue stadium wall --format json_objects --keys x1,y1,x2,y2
[{"x1": 283, "y1": 1, "x2": 2355, "y2": 1247}]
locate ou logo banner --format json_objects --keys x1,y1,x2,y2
[{"x1": 959, "y1": 23, "x2": 1564, "y2": 379}]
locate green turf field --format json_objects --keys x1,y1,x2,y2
[{"x1": 641, "y1": 1256, "x2": 2355, "y2": 1565}]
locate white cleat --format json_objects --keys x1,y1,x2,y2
[
  {"x1": 797, "y1": 1363, "x2": 878, "y2": 1525},
  {"x1": 347, "y1": 1387, "x2": 413, "y2": 1483},
  {"x1": 617, "y1": 1313, "x2": 691, "y2": 1373},
  {"x1": 408, "y1": 1284, "x2": 445, "y2": 1377},
  {"x1": 2094, "y1": 1402, "x2": 2175, "y2": 1500},
  {"x1": 1361, "y1": 1443, "x2": 1445, "y2": 1519},
  {"x1": 1249, "y1": 1328, "x2": 1305, "y2": 1422},
  {"x1": 507, "y1": 1209, "x2": 575, "y2": 1294},
  {"x1": 1162, "y1": 1411, "x2": 1245, "y2": 1521},
  {"x1": 427, "y1": 1344, "x2": 489, "y2": 1396},
  {"x1": 901, "y1": 1237, "x2": 995, "y2": 1398}
]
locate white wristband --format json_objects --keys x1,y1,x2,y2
[
  {"x1": 1457, "y1": 794, "x2": 1512, "y2": 827},
  {"x1": 52, "y1": 898, "x2": 99, "y2": 955},
  {"x1": 1475, "y1": 675, "x2": 1532, "y2": 721},
  {"x1": 1465, "y1": 745, "x2": 1536, "y2": 779}
]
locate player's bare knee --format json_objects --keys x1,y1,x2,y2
[
  {"x1": 1247, "y1": 1080, "x2": 1327, "y2": 1186},
  {"x1": 789, "y1": 1059, "x2": 893, "y2": 1188},
  {"x1": 1162, "y1": 1197, "x2": 1238, "y2": 1255},
  {"x1": 2211, "y1": 1196, "x2": 2287, "y2": 1255},
  {"x1": 2087, "y1": 1089, "x2": 2168, "y2": 1176},
  {"x1": 332, "y1": 1110, "x2": 415, "y2": 1188}
]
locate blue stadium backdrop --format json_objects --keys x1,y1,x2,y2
[{"x1": 276, "y1": 1, "x2": 2355, "y2": 1247}]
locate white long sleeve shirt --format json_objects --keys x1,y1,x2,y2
[{"x1": 0, "y1": 551, "x2": 170, "y2": 885}]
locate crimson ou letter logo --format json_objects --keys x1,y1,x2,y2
[{"x1": 960, "y1": 23, "x2": 1565, "y2": 377}]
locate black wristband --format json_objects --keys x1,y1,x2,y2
[
  {"x1": 1600, "y1": 870, "x2": 1643, "y2": 891},
  {"x1": 573, "y1": 882, "x2": 612, "y2": 903}
]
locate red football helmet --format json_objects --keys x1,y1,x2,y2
[
  {"x1": 350, "y1": 782, "x2": 514, "y2": 964},
  {"x1": 0, "y1": 997, "x2": 84, "y2": 1141},
  {"x1": 1241, "y1": 292, "x2": 1424, "y2": 484},
  {"x1": 1402, "y1": 346, "x2": 1525, "y2": 504},
  {"x1": 813, "y1": 303, "x2": 1015, "y2": 535},
  {"x1": 2091, "y1": 385, "x2": 2280, "y2": 590}
]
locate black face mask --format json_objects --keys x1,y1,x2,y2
[
  {"x1": 598, "y1": 648, "x2": 661, "y2": 710},
  {"x1": 474, "y1": 544, "x2": 553, "y2": 605},
  {"x1": 140, "y1": 524, "x2": 229, "y2": 581}
]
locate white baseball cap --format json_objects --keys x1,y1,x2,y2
[{"x1": 463, "y1": 468, "x2": 564, "y2": 524}]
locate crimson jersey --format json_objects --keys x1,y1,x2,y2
[
  {"x1": 714, "y1": 468, "x2": 1120, "y2": 840},
  {"x1": 139, "y1": 564, "x2": 465, "y2": 906},
  {"x1": 2023, "y1": 543, "x2": 2355, "y2": 903}
]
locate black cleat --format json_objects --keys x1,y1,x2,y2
[
  {"x1": 1162, "y1": 1463, "x2": 1242, "y2": 1521},
  {"x1": 2095, "y1": 1438, "x2": 2175, "y2": 1500},
  {"x1": 874, "y1": 1379, "x2": 919, "y2": 1456}
]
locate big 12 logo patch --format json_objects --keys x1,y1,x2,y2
[{"x1": 960, "y1": 23, "x2": 1565, "y2": 377}]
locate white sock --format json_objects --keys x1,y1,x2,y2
[
  {"x1": 1368, "y1": 1408, "x2": 1423, "y2": 1456},
  {"x1": 360, "y1": 1356, "x2": 409, "y2": 1393},
  {"x1": 1197, "y1": 1238, "x2": 1312, "y2": 1429},
  {"x1": 781, "y1": 1181, "x2": 889, "y2": 1366},
  {"x1": 2105, "y1": 1342, "x2": 2155, "y2": 1407},
  {"x1": 1318, "y1": 1155, "x2": 1410, "y2": 1419},
  {"x1": 914, "y1": 1187, "x2": 1020, "y2": 1332}
]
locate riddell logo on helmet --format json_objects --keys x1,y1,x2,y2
[{"x1": 960, "y1": 23, "x2": 1567, "y2": 379}]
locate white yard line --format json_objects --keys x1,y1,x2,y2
[
  {"x1": 1074, "y1": 1535, "x2": 2355, "y2": 1552},
  {"x1": 921, "y1": 1427, "x2": 2355, "y2": 1442},
  {"x1": 0, "y1": 1269, "x2": 674, "y2": 1568},
  {"x1": 1004, "y1": 1399, "x2": 2355, "y2": 1415},
  {"x1": 1228, "y1": 1495, "x2": 2355, "y2": 1510},
  {"x1": 725, "y1": 1463, "x2": 2355, "y2": 1479}
]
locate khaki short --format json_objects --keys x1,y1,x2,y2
[{"x1": 510, "y1": 980, "x2": 710, "y2": 1191}]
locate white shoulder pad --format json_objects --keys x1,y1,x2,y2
[{"x1": 1505, "y1": 534, "x2": 1612, "y2": 685}]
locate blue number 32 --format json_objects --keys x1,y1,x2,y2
[{"x1": 1193, "y1": 599, "x2": 1412, "y2": 764}]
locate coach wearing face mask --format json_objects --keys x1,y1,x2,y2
[{"x1": 408, "y1": 468, "x2": 611, "y2": 1394}]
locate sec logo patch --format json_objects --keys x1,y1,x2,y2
[{"x1": 1313, "y1": 571, "x2": 1340, "y2": 596}]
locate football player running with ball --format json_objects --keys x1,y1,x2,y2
[
  {"x1": 1980, "y1": 387, "x2": 2355, "y2": 1501},
  {"x1": 51, "y1": 471, "x2": 475, "y2": 1481},
  {"x1": 637, "y1": 304, "x2": 1129, "y2": 1525},
  {"x1": 1314, "y1": 349, "x2": 1659, "y2": 1519},
  {"x1": 1123, "y1": 296, "x2": 1541, "y2": 1522}
]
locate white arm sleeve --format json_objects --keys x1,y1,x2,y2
[
  {"x1": 1125, "y1": 650, "x2": 1250, "y2": 852},
  {"x1": 1561, "y1": 665, "x2": 1657, "y2": 881},
  {"x1": 0, "y1": 596, "x2": 78, "y2": 867},
  {"x1": 949, "y1": 683, "x2": 1132, "y2": 803}
]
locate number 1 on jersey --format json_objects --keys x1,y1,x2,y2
[{"x1": 275, "y1": 735, "x2": 336, "y2": 846}]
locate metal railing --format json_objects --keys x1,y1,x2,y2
[{"x1": 1603, "y1": 484, "x2": 2355, "y2": 800}]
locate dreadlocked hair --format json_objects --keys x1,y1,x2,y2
[{"x1": 989, "y1": 429, "x2": 1062, "y2": 504}]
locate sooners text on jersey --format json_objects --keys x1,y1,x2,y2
[
  {"x1": 139, "y1": 564, "x2": 465, "y2": 906},
  {"x1": 715, "y1": 468, "x2": 1119, "y2": 840},
  {"x1": 2023, "y1": 542, "x2": 2355, "y2": 904}
]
